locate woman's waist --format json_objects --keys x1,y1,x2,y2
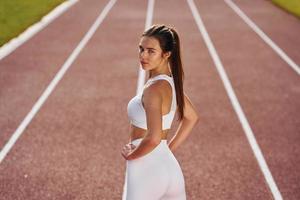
[
  {"x1": 129, "y1": 138, "x2": 170, "y2": 160},
  {"x1": 130, "y1": 124, "x2": 169, "y2": 141},
  {"x1": 130, "y1": 134, "x2": 168, "y2": 142},
  {"x1": 130, "y1": 138, "x2": 168, "y2": 146}
]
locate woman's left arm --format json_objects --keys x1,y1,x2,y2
[{"x1": 125, "y1": 82, "x2": 164, "y2": 160}]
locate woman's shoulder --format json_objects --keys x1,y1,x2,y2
[
  {"x1": 144, "y1": 79, "x2": 171, "y2": 96},
  {"x1": 142, "y1": 80, "x2": 172, "y2": 107}
]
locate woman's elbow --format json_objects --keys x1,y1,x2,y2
[
  {"x1": 192, "y1": 109, "x2": 200, "y2": 124},
  {"x1": 184, "y1": 113, "x2": 199, "y2": 124},
  {"x1": 146, "y1": 134, "x2": 161, "y2": 146},
  {"x1": 191, "y1": 115, "x2": 199, "y2": 125},
  {"x1": 194, "y1": 115, "x2": 200, "y2": 124}
]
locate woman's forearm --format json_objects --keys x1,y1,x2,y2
[
  {"x1": 127, "y1": 137, "x2": 159, "y2": 160},
  {"x1": 168, "y1": 118, "x2": 198, "y2": 152}
]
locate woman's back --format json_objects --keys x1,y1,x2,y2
[{"x1": 127, "y1": 74, "x2": 177, "y2": 132}]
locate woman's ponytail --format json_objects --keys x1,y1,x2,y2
[
  {"x1": 142, "y1": 24, "x2": 185, "y2": 121},
  {"x1": 169, "y1": 28, "x2": 185, "y2": 121}
]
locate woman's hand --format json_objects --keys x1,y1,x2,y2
[{"x1": 121, "y1": 143, "x2": 136, "y2": 160}]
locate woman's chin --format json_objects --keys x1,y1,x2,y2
[{"x1": 141, "y1": 64, "x2": 149, "y2": 70}]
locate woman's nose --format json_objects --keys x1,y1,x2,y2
[{"x1": 139, "y1": 51, "x2": 147, "y2": 59}]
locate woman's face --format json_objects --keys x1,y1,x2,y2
[{"x1": 138, "y1": 36, "x2": 169, "y2": 71}]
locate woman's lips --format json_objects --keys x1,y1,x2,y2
[{"x1": 141, "y1": 61, "x2": 148, "y2": 65}]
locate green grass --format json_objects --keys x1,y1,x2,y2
[
  {"x1": 272, "y1": 0, "x2": 300, "y2": 19},
  {"x1": 0, "y1": 0, "x2": 67, "y2": 47}
]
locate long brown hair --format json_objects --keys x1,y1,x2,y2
[{"x1": 142, "y1": 24, "x2": 185, "y2": 121}]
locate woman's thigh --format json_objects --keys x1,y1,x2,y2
[
  {"x1": 123, "y1": 156, "x2": 169, "y2": 200},
  {"x1": 161, "y1": 154, "x2": 187, "y2": 200}
]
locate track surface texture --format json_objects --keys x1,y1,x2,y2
[{"x1": 0, "y1": 0, "x2": 299, "y2": 199}]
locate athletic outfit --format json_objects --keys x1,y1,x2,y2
[{"x1": 122, "y1": 74, "x2": 187, "y2": 200}]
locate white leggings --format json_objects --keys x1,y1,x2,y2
[{"x1": 122, "y1": 138, "x2": 186, "y2": 200}]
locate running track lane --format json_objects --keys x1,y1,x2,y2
[
  {"x1": 0, "y1": 0, "x2": 108, "y2": 150},
  {"x1": 1, "y1": 0, "x2": 299, "y2": 199},
  {"x1": 0, "y1": 0, "x2": 147, "y2": 199},
  {"x1": 230, "y1": 0, "x2": 300, "y2": 72},
  {"x1": 193, "y1": 0, "x2": 300, "y2": 199},
  {"x1": 153, "y1": 0, "x2": 273, "y2": 199}
]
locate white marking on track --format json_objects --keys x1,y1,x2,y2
[
  {"x1": 0, "y1": 0, "x2": 79, "y2": 61},
  {"x1": 136, "y1": 0, "x2": 155, "y2": 95},
  {"x1": 224, "y1": 0, "x2": 300, "y2": 76},
  {"x1": 187, "y1": 0, "x2": 283, "y2": 199},
  {"x1": 122, "y1": 1, "x2": 155, "y2": 199},
  {"x1": 0, "y1": 0, "x2": 117, "y2": 164}
]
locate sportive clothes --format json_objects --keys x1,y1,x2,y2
[
  {"x1": 122, "y1": 74, "x2": 186, "y2": 200},
  {"x1": 127, "y1": 74, "x2": 177, "y2": 130},
  {"x1": 122, "y1": 138, "x2": 186, "y2": 200}
]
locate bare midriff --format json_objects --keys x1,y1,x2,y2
[{"x1": 130, "y1": 124, "x2": 169, "y2": 142}]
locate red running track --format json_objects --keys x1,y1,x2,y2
[{"x1": 0, "y1": 0, "x2": 299, "y2": 199}]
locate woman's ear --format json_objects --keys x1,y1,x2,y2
[{"x1": 163, "y1": 51, "x2": 171, "y2": 60}]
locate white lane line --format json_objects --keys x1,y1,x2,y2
[
  {"x1": 136, "y1": 0, "x2": 155, "y2": 95},
  {"x1": 122, "y1": 1, "x2": 155, "y2": 198},
  {"x1": 0, "y1": 0, "x2": 79, "y2": 61},
  {"x1": 186, "y1": 0, "x2": 283, "y2": 199},
  {"x1": 224, "y1": 0, "x2": 300, "y2": 76},
  {"x1": 0, "y1": 0, "x2": 117, "y2": 164}
]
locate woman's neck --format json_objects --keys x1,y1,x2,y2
[{"x1": 149, "y1": 64, "x2": 172, "y2": 78}]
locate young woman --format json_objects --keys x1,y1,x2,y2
[{"x1": 121, "y1": 24, "x2": 199, "y2": 200}]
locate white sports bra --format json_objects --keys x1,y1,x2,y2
[{"x1": 127, "y1": 74, "x2": 177, "y2": 130}]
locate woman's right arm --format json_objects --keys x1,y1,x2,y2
[{"x1": 168, "y1": 92, "x2": 199, "y2": 152}]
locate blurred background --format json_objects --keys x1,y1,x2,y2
[{"x1": 1, "y1": 0, "x2": 300, "y2": 47}]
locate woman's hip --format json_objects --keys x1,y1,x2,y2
[
  {"x1": 128, "y1": 138, "x2": 175, "y2": 163},
  {"x1": 126, "y1": 138, "x2": 183, "y2": 175}
]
